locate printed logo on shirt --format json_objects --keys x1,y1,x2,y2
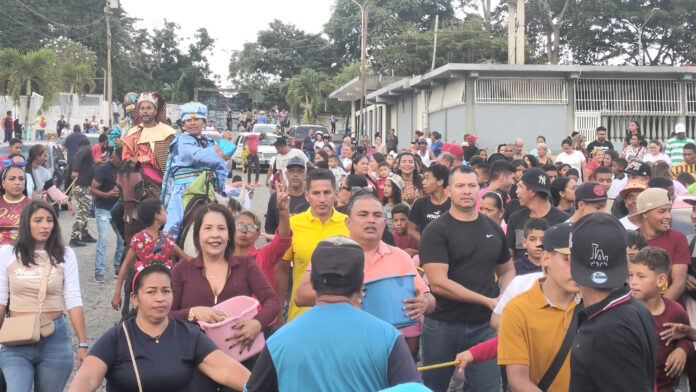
[
  {"x1": 486, "y1": 234, "x2": 494, "y2": 238},
  {"x1": 589, "y1": 243, "x2": 608, "y2": 268}
]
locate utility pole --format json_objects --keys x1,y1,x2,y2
[
  {"x1": 105, "y1": 0, "x2": 113, "y2": 126},
  {"x1": 431, "y1": 14, "x2": 439, "y2": 71},
  {"x1": 352, "y1": 0, "x2": 368, "y2": 139}
]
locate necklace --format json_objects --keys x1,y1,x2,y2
[{"x1": 154, "y1": 333, "x2": 163, "y2": 344}]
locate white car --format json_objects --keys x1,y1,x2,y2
[
  {"x1": 251, "y1": 123, "x2": 277, "y2": 135},
  {"x1": 228, "y1": 132, "x2": 278, "y2": 172}
]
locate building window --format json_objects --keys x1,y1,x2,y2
[
  {"x1": 576, "y1": 79, "x2": 681, "y2": 115},
  {"x1": 475, "y1": 78, "x2": 567, "y2": 104}
]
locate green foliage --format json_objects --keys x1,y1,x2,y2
[
  {"x1": 0, "y1": 48, "x2": 60, "y2": 109},
  {"x1": 285, "y1": 69, "x2": 332, "y2": 123}
]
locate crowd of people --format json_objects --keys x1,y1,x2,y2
[{"x1": 3, "y1": 90, "x2": 696, "y2": 391}]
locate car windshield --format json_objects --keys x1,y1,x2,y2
[
  {"x1": 293, "y1": 126, "x2": 328, "y2": 138},
  {"x1": 253, "y1": 124, "x2": 276, "y2": 134},
  {"x1": 259, "y1": 135, "x2": 277, "y2": 145}
]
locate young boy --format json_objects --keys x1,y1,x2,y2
[
  {"x1": 111, "y1": 198, "x2": 191, "y2": 317},
  {"x1": 514, "y1": 218, "x2": 548, "y2": 276},
  {"x1": 376, "y1": 161, "x2": 391, "y2": 200},
  {"x1": 628, "y1": 247, "x2": 693, "y2": 392},
  {"x1": 391, "y1": 204, "x2": 418, "y2": 257},
  {"x1": 609, "y1": 157, "x2": 628, "y2": 198},
  {"x1": 475, "y1": 162, "x2": 490, "y2": 188},
  {"x1": 328, "y1": 154, "x2": 347, "y2": 188}
]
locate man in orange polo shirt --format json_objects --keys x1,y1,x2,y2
[
  {"x1": 294, "y1": 192, "x2": 435, "y2": 358},
  {"x1": 498, "y1": 222, "x2": 582, "y2": 391}
]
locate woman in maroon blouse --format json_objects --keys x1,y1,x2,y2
[{"x1": 170, "y1": 204, "x2": 280, "y2": 377}]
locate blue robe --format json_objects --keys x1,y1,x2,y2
[{"x1": 162, "y1": 133, "x2": 228, "y2": 238}]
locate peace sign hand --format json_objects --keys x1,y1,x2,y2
[{"x1": 275, "y1": 174, "x2": 290, "y2": 213}]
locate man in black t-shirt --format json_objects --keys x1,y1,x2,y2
[
  {"x1": 69, "y1": 139, "x2": 95, "y2": 247},
  {"x1": 420, "y1": 166, "x2": 514, "y2": 392},
  {"x1": 91, "y1": 147, "x2": 125, "y2": 282},
  {"x1": 265, "y1": 158, "x2": 307, "y2": 234},
  {"x1": 586, "y1": 126, "x2": 615, "y2": 154},
  {"x1": 407, "y1": 164, "x2": 450, "y2": 242},
  {"x1": 507, "y1": 167, "x2": 569, "y2": 260}
]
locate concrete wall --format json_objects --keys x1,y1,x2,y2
[
  {"x1": 474, "y1": 104, "x2": 568, "y2": 153},
  {"x1": 428, "y1": 106, "x2": 467, "y2": 143},
  {"x1": 395, "y1": 93, "x2": 417, "y2": 150}
]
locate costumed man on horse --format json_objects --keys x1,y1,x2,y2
[{"x1": 161, "y1": 102, "x2": 236, "y2": 238}]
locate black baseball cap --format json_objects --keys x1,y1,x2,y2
[
  {"x1": 622, "y1": 161, "x2": 651, "y2": 177},
  {"x1": 311, "y1": 236, "x2": 364, "y2": 287},
  {"x1": 417, "y1": 138, "x2": 427, "y2": 145},
  {"x1": 575, "y1": 181, "x2": 607, "y2": 203},
  {"x1": 570, "y1": 213, "x2": 627, "y2": 289},
  {"x1": 273, "y1": 137, "x2": 288, "y2": 147},
  {"x1": 520, "y1": 167, "x2": 551, "y2": 197},
  {"x1": 542, "y1": 222, "x2": 572, "y2": 254}
]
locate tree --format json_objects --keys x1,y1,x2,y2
[
  {"x1": 0, "y1": 48, "x2": 60, "y2": 128},
  {"x1": 285, "y1": 69, "x2": 331, "y2": 123},
  {"x1": 525, "y1": 0, "x2": 577, "y2": 64},
  {"x1": 41, "y1": 37, "x2": 97, "y2": 71},
  {"x1": 228, "y1": 20, "x2": 336, "y2": 88}
]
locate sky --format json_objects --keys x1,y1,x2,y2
[{"x1": 119, "y1": 0, "x2": 334, "y2": 87}]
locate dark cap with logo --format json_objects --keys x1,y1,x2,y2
[
  {"x1": 570, "y1": 213, "x2": 627, "y2": 289},
  {"x1": 542, "y1": 222, "x2": 572, "y2": 255},
  {"x1": 575, "y1": 181, "x2": 607, "y2": 203},
  {"x1": 622, "y1": 161, "x2": 651, "y2": 178},
  {"x1": 286, "y1": 156, "x2": 306, "y2": 170},
  {"x1": 311, "y1": 236, "x2": 364, "y2": 287},
  {"x1": 520, "y1": 167, "x2": 551, "y2": 196}
]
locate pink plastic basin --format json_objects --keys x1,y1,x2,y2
[{"x1": 197, "y1": 296, "x2": 265, "y2": 362}]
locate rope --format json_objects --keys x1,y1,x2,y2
[{"x1": 417, "y1": 360, "x2": 461, "y2": 372}]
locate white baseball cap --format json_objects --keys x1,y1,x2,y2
[{"x1": 676, "y1": 123, "x2": 686, "y2": 133}]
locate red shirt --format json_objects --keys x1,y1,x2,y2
[
  {"x1": 130, "y1": 230, "x2": 176, "y2": 263},
  {"x1": 377, "y1": 178, "x2": 386, "y2": 200},
  {"x1": 91, "y1": 144, "x2": 102, "y2": 165},
  {"x1": 645, "y1": 229, "x2": 690, "y2": 266},
  {"x1": 170, "y1": 253, "x2": 280, "y2": 327},
  {"x1": 0, "y1": 196, "x2": 30, "y2": 245},
  {"x1": 653, "y1": 297, "x2": 693, "y2": 392},
  {"x1": 392, "y1": 231, "x2": 418, "y2": 251},
  {"x1": 246, "y1": 229, "x2": 292, "y2": 287},
  {"x1": 247, "y1": 133, "x2": 259, "y2": 155}
]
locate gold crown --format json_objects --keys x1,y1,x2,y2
[{"x1": 137, "y1": 92, "x2": 158, "y2": 107}]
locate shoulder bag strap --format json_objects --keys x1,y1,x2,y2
[
  {"x1": 122, "y1": 322, "x2": 143, "y2": 392},
  {"x1": 537, "y1": 302, "x2": 584, "y2": 391},
  {"x1": 36, "y1": 258, "x2": 52, "y2": 314}
]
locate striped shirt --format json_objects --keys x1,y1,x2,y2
[
  {"x1": 665, "y1": 136, "x2": 695, "y2": 164},
  {"x1": 671, "y1": 162, "x2": 696, "y2": 179}
]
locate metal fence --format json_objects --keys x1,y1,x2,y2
[
  {"x1": 475, "y1": 77, "x2": 567, "y2": 104},
  {"x1": 575, "y1": 79, "x2": 682, "y2": 115}
]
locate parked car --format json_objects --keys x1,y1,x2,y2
[
  {"x1": 228, "y1": 133, "x2": 278, "y2": 173},
  {"x1": 251, "y1": 124, "x2": 277, "y2": 135},
  {"x1": 287, "y1": 124, "x2": 329, "y2": 149}
]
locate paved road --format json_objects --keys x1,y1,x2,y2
[{"x1": 63, "y1": 169, "x2": 272, "y2": 389}]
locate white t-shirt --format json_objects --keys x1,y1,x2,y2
[
  {"x1": 608, "y1": 176, "x2": 628, "y2": 199},
  {"x1": 274, "y1": 148, "x2": 307, "y2": 172},
  {"x1": 642, "y1": 153, "x2": 672, "y2": 165},
  {"x1": 619, "y1": 216, "x2": 639, "y2": 231},
  {"x1": 555, "y1": 150, "x2": 586, "y2": 176},
  {"x1": 493, "y1": 272, "x2": 544, "y2": 315}
]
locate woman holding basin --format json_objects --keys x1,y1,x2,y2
[{"x1": 169, "y1": 203, "x2": 280, "y2": 389}]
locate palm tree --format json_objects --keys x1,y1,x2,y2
[
  {"x1": 285, "y1": 68, "x2": 331, "y2": 123},
  {"x1": 61, "y1": 63, "x2": 96, "y2": 123},
  {"x1": 0, "y1": 49, "x2": 59, "y2": 137}
]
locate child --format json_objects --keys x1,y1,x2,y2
[
  {"x1": 328, "y1": 154, "x2": 347, "y2": 188},
  {"x1": 565, "y1": 168, "x2": 580, "y2": 182},
  {"x1": 514, "y1": 218, "x2": 548, "y2": 276},
  {"x1": 376, "y1": 161, "x2": 391, "y2": 200},
  {"x1": 391, "y1": 204, "x2": 418, "y2": 257},
  {"x1": 111, "y1": 198, "x2": 190, "y2": 312},
  {"x1": 628, "y1": 246, "x2": 693, "y2": 392},
  {"x1": 475, "y1": 162, "x2": 490, "y2": 188},
  {"x1": 626, "y1": 230, "x2": 648, "y2": 261}
]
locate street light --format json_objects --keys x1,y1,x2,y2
[
  {"x1": 621, "y1": 7, "x2": 659, "y2": 66},
  {"x1": 351, "y1": 0, "x2": 368, "y2": 139}
]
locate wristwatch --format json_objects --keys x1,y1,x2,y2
[
  {"x1": 187, "y1": 308, "x2": 196, "y2": 322},
  {"x1": 78, "y1": 342, "x2": 89, "y2": 349}
]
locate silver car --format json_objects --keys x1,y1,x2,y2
[{"x1": 228, "y1": 133, "x2": 278, "y2": 173}]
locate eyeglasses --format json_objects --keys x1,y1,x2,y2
[{"x1": 235, "y1": 222, "x2": 259, "y2": 232}]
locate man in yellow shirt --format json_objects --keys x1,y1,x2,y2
[
  {"x1": 278, "y1": 167, "x2": 349, "y2": 322},
  {"x1": 498, "y1": 222, "x2": 582, "y2": 391},
  {"x1": 671, "y1": 142, "x2": 696, "y2": 180}
]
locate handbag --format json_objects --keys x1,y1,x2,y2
[
  {"x1": 0, "y1": 259, "x2": 53, "y2": 346},
  {"x1": 122, "y1": 322, "x2": 143, "y2": 392}
]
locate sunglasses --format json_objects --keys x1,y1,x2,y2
[{"x1": 235, "y1": 222, "x2": 259, "y2": 233}]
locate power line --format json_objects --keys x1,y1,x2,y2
[
  {"x1": 0, "y1": 8, "x2": 97, "y2": 42},
  {"x1": 11, "y1": 0, "x2": 106, "y2": 29}
]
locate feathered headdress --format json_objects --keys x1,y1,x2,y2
[{"x1": 132, "y1": 91, "x2": 167, "y2": 128}]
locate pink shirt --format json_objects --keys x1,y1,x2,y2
[
  {"x1": 363, "y1": 242, "x2": 428, "y2": 295},
  {"x1": 246, "y1": 229, "x2": 292, "y2": 287}
]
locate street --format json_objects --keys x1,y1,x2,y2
[{"x1": 63, "y1": 169, "x2": 272, "y2": 389}]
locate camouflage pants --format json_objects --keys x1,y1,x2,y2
[{"x1": 71, "y1": 185, "x2": 91, "y2": 240}]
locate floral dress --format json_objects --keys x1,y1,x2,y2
[
  {"x1": 130, "y1": 230, "x2": 176, "y2": 264},
  {"x1": 622, "y1": 145, "x2": 647, "y2": 163},
  {"x1": 401, "y1": 178, "x2": 423, "y2": 205}
]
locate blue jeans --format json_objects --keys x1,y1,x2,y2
[
  {"x1": 95, "y1": 207, "x2": 124, "y2": 276},
  {"x1": 35, "y1": 129, "x2": 44, "y2": 140},
  {"x1": 421, "y1": 318, "x2": 500, "y2": 392},
  {"x1": 0, "y1": 316, "x2": 74, "y2": 392}
]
